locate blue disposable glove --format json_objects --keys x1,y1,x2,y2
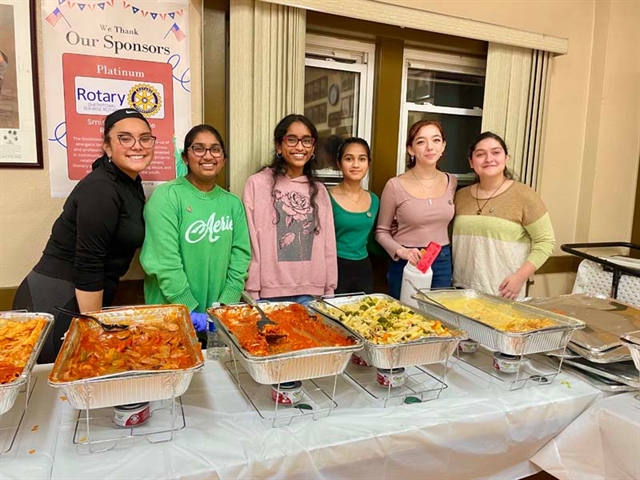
[{"x1": 190, "y1": 311, "x2": 208, "y2": 332}]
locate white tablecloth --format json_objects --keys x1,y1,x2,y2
[
  {"x1": 0, "y1": 355, "x2": 602, "y2": 480},
  {"x1": 531, "y1": 392, "x2": 640, "y2": 480}
]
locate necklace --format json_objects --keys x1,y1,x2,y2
[
  {"x1": 339, "y1": 184, "x2": 364, "y2": 205},
  {"x1": 475, "y1": 178, "x2": 507, "y2": 215},
  {"x1": 411, "y1": 169, "x2": 438, "y2": 205}
]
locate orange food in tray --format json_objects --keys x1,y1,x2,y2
[
  {"x1": 57, "y1": 315, "x2": 196, "y2": 382},
  {"x1": 215, "y1": 303, "x2": 354, "y2": 356},
  {"x1": 0, "y1": 318, "x2": 47, "y2": 384}
]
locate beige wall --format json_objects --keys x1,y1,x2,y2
[
  {"x1": 0, "y1": 1, "x2": 203, "y2": 288},
  {"x1": 1, "y1": 0, "x2": 639, "y2": 291}
]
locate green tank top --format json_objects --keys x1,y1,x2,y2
[{"x1": 330, "y1": 191, "x2": 380, "y2": 261}]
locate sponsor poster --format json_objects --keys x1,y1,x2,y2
[{"x1": 42, "y1": 0, "x2": 191, "y2": 197}]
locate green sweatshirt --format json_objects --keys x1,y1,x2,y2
[{"x1": 140, "y1": 177, "x2": 251, "y2": 312}]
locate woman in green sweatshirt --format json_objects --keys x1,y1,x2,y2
[{"x1": 140, "y1": 125, "x2": 251, "y2": 331}]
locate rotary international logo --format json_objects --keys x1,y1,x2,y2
[{"x1": 127, "y1": 83, "x2": 162, "y2": 117}]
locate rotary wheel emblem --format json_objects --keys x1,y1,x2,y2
[{"x1": 127, "y1": 84, "x2": 162, "y2": 117}]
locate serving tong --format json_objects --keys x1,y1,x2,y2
[
  {"x1": 240, "y1": 291, "x2": 287, "y2": 341},
  {"x1": 54, "y1": 306, "x2": 129, "y2": 332},
  {"x1": 404, "y1": 279, "x2": 449, "y2": 310},
  {"x1": 313, "y1": 296, "x2": 348, "y2": 316}
]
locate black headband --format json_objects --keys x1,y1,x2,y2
[{"x1": 104, "y1": 108, "x2": 150, "y2": 133}]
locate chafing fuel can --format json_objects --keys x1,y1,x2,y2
[
  {"x1": 113, "y1": 402, "x2": 151, "y2": 427},
  {"x1": 376, "y1": 368, "x2": 406, "y2": 388},
  {"x1": 457, "y1": 339, "x2": 479, "y2": 354},
  {"x1": 271, "y1": 381, "x2": 303, "y2": 405},
  {"x1": 492, "y1": 352, "x2": 522, "y2": 373},
  {"x1": 351, "y1": 354, "x2": 370, "y2": 366}
]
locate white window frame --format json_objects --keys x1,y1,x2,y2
[
  {"x1": 397, "y1": 49, "x2": 486, "y2": 180},
  {"x1": 305, "y1": 34, "x2": 375, "y2": 186}
]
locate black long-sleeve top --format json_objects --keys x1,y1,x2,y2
[{"x1": 34, "y1": 156, "x2": 146, "y2": 294}]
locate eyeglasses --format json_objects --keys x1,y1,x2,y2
[
  {"x1": 283, "y1": 135, "x2": 315, "y2": 148},
  {"x1": 190, "y1": 145, "x2": 224, "y2": 158},
  {"x1": 115, "y1": 134, "x2": 156, "y2": 149}
]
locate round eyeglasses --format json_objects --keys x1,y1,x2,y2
[
  {"x1": 115, "y1": 134, "x2": 156, "y2": 149},
  {"x1": 190, "y1": 145, "x2": 224, "y2": 158},
  {"x1": 283, "y1": 135, "x2": 315, "y2": 148}
]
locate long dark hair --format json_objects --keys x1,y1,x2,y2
[
  {"x1": 265, "y1": 114, "x2": 323, "y2": 234},
  {"x1": 181, "y1": 124, "x2": 226, "y2": 163},
  {"x1": 468, "y1": 131, "x2": 516, "y2": 181}
]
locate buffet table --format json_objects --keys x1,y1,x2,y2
[
  {"x1": 1, "y1": 355, "x2": 602, "y2": 480},
  {"x1": 531, "y1": 392, "x2": 640, "y2": 480}
]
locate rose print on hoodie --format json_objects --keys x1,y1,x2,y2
[{"x1": 274, "y1": 189, "x2": 315, "y2": 261}]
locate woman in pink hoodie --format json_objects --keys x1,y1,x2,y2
[{"x1": 242, "y1": 114, "x2": 337, "y2": 306}]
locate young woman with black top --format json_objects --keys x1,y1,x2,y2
[{"x1": 13, "y1": 108, "x2": 155, "y2": 363}]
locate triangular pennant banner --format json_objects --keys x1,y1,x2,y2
[
  {"x1": 159, "y1": 13, "x2": 166, "y2": 19},
  {"x1": 98, "y1": 2, "x2": 105, "y2": 9},
  {"x1": 132, "y1": 6, "x2": 139, "y2": 13},
  {"x1": 151, "y1": 12, "x2": 157, "y2": 19},
  {"x1": 58, "y1": 0, "x2": 65, "y2": 4},
  {"x1": 78, "y1": 3, "x2": 85, "y2": 10},
  {"x1": 168, "y1": 12, "x2": 174, "y2": 19},
  {"x1": 141, "y1": 10, "x2": 148, "y2": 17}
]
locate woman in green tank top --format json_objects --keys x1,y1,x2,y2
[{"x1": 328, "y1": 138, "x2": 380, "y2": 294}]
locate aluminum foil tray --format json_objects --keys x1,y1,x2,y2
[
  {"x1": 0, "y1": 312, "x2": 53, "y2": 415},
  {"x1": 308, "y1": 294, "x2": 466, "y2": 369},
  {"x1": 561, "y1": 364, "x2": 637, "y2": 392},
  {"x1": 525, "y1": 294, "x2": 640, "y2": 353},
  {"x1": 414, "y1": 290, "x2": 585, "y2": 355},
  {"x1": 48, "y1": 305, "x2": 204, "y2": 410},
  {"x1": 562, "y1": 357, "x2": 639, "y2": 389},
  {"x1": 207, "y1": 302, "x2": 363, "y2": 385},
  {"x1": 568, "y1": 342, "x2": 632, "y2": 364},
  {"x1": 621, "y1": 330, "x2": 640, "y2": 373}
]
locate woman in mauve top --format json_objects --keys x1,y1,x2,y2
[{"x1": 375, "y1": 120, "x2": 457, "y2": 299}]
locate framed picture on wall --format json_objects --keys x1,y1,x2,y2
[
  {"x1": 0, "y1": 0, "x2": 43, "y2": 168},
  {"x1": 341, "y1": 95, "x2": 353, "y2": 119},
  {"x1": 318, "y1": 76, "x2": 328, "y2": 98},
  {"x1": 341, "y1": 72, "x2": 353, "y2": 92},
  {"x1": 327, "y1": 111, "x2": 342, "y2": 128}
]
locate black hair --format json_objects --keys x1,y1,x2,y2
[
  {"x1": 468, "y1": 131, "x2": 515, "y2": 181},
  {"x1": 322, "y1": 135, "x2": 343, "y2": 168},
  {"x1": 103, "y1": 108, "x2": 150, "y2": 141},
  {"x1": 264, "y1": 114, "x2": 322, "y2": 234},
  {"x1": 335, "y1": 137, "x2": 371, "y2": 168},
  {"x1": 182, "y1": 124, "x2": 226, "y2": 160}
]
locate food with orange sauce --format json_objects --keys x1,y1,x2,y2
[
  {"x1": 55, "y1": 313, "x2": 199, "y2": 382},
  {"x1": 212, "y1": 303, "x2": 354, "y2": 356},
  {"x1": 0, "y1": 317, "x2": 47, "y2": 384}
]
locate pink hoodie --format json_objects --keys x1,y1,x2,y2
[{"x1": 242, "y1": 169, "x2": 337, "y2": 299}]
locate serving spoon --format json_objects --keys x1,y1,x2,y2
[
  {"x1": 240, "y1": 291, "x2": 287, "y2": 341},
  {"x1": 54, "y1": 306, "x2": 129, "y2": 332}
]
